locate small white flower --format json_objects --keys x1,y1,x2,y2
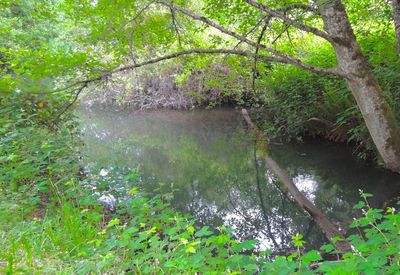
[
  {"x1": 99, "y1": 168, "x2": 109, "y2": 177},
  {"x1": 351, "y1": 245, "x2": 362, "y2": 256},
  {"x1": 361, "y1": 209, "x2": 367, "y2": 215}
]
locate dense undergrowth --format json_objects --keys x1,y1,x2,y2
[
  {"x1": 1, "y1": 96, "x2": 400, "y2": 274},
  {"x1": 252, "y1": 32, "x2": 400, "y2": 163}
]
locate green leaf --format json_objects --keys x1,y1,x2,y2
[
  {"x1": 291, "y1": 233, "x2": 305, "y2": 247},
  {"x1": 195, "y1": 226, "x2": 214, "y2": 237},
  {"x1": 300, "y1": 250, "x2": 322, "y2": 265},
  {"x1": 361, "y1": 193, "x2": 373, "y2": 199},
  {"x1": 354, "y1": 201, "x2": 366, "y2": 209},
  {"x1": 320, "y1": 244, "x2": 335, "y2": 253},
  {"x1": 107, "y1": 218, "x2": 120, "y2": 228},
  {"x1": 187, "y1": 226, "x2": 195, "y2": 234},
  {"x1": 180, "y1": 238, "x2": 188, "y2": 245},
  {"x1": 127, "y1": 187, "x2": 139, "y2": 195},
  {"x1": 232, "y1": 240, "x2": 257, "y2": 252},
  {"x1": 244, "y1": 263, "x2": 258, "y2": 272},
  {"x1": 7, "y1": 153, "x2": 18, "y2": 161},
  {"x1": 185, "y1": 246, "x2": 196, "y2": 254}
]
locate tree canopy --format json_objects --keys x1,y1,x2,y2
[
  {"x1": 1, "y1": 0, "x2": 400, "y2": 170},
  {"x1": 0, "y1": 0, "x2": 396, "y2": 93}
]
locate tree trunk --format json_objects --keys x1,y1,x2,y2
[
  {"x1": 392, "y1": 0, "x2": 400, "y2": 54},
  {"x1": 318, "y1": 0, "x2": 400, "y2": 173}
]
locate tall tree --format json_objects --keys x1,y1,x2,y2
[
  {"x1": 314, "y1": 0, "x2": 400, "y2": 172},
  {"x1": 393, "y1": 0, "x2": 400, "y2": 54}
]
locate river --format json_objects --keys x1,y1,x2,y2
[{"x1": 77, "y1": 106, "x2": 400, "y2": 252}]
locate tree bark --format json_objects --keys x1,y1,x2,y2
[
  {"x1": 240, "y1": 109, "x2": 352, "y2": 253},
  {"x1": 393, "y1": 0, "x2": 400, "y2": 54},
  {"x1": 318, "y1": 0, "x2": 400, "y2": 173}
]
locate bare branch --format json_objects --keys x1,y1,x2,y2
[
  {"x1": 244, "y1": 0, "x2": 332, "y2": 43},
  {"x1": 87, "y1": 48, "x2": 344, "y2": 85},
  {"x1": 54, "y1": 83, "x2": 87, "y2": 121},
  {"x1": 32, "y1": 49, "x2": 278, "y2": 95},
  {"x1": 252, "y1": 21, "x2": 268, "y2": 92},
  {"x1": 158, "y1": 1, "x2": 342, "y2": 76},
  {"x1": 170, "y1": 7, "x2": 182, "y2": 46}
]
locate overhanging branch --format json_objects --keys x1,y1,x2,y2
[
  {"x1": 158, "y1": 0, "x2": 342, "y2": 77},
  {"x1": 35, "y1": 46, "x2": 342, "y2": 96},
  {"x1": 244, "y1": 0, "x2": 332, "y2": 42}
]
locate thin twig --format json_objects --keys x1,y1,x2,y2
[
  {"x1": 170, "y1": 7, "x2": 182, "y2": 46},
  {"x1": 54, "y1": 83, "x2": 87, "y2": 121},
  {"x1": 252, "y1": 20, "x2": 268, "y2": 92}
]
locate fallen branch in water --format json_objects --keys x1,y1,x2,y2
[{"x1": 240, "y1": 108, "x2": 352, "y2": 253}]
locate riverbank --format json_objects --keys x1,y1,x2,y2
[
  {"x1": 77, "y1": 105, "x2": 400, "y2": 250},
  {"x1": 1, "y1": 98, "x2": 399, "y2": 273}
]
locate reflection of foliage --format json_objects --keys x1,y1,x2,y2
[{"x1": 78, "y1": 109, "x2": 400, "y2": 252}]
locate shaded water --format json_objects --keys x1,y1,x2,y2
[{"x1": 78, "y1": 107, "x2": 400, "y2": 251}]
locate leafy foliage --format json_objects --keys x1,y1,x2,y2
[{"x1": 1, "y1": 0, "x2": 400, "y2": 273}]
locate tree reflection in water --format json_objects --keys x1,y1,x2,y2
[{"x1": 78, "y1": 107, "x2": 400, "y2": 252}]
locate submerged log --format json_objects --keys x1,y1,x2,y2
[{"x1": 240, "y1": 108, "x2": 352, "y2": 253}]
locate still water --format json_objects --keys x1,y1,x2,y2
[{"x1": 77, "y1": 106, "x2": 400, "y2": 251}]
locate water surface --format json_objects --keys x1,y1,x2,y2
[{"x1": 78, "y1": 106, "x2": 400, "y2": 251}]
